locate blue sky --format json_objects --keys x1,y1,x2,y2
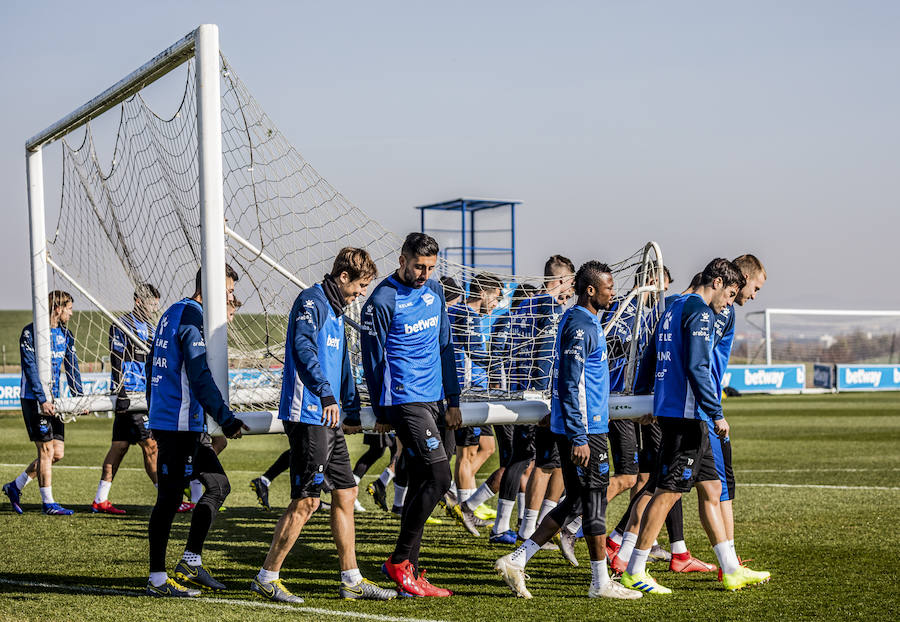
[{"x1": 2, "y1": 1, "x2": 898, "y2": 320}]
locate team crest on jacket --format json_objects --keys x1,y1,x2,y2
[{"x1": 422, "y1": 292, "x2": 435, "y2": 306}]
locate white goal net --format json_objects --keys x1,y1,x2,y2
[{"x1": 27, "y1": 26, "x2": 666, "y2": 424}]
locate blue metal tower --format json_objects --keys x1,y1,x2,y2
[{"x1": 415, "y1": 198, "x2": 520, "y2": 274}]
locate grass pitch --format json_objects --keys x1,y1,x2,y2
[{"x1": 1, "y1": 392, "x2": 898, "y2": 621}]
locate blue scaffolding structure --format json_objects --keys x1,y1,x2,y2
[{"x1": 415, "y1": 198, "x2": 520, "y2": 274}]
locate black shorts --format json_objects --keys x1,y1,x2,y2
[
  {"x1": 608, "y1": 419, "x2": 639, "y2": 476},
  {"x1": 152, "y1": 429, "x2": 225, "y2": 488},
  {"x1": 555, "y1": 433, "x2": 611, "y2": 492},
  {"x1": 21, "y1": 398, "x2": 64, "y2": 443},
  {"x1": 363, "y1": 432, "x2": 397, "y2": 450},
  {"x1": 494, "y1": 424, "x2": 515, "y2": 467},
  {"x1": 706, "y1": 420, "x2": 736, "y2": 502},
  {"x1": 534, "y1": 425, "x2": 561, "y2": 469},
  {"x1": 284, "y1": 421, "x2": 356, "y2": 499},
  {"x1": 386, "y1": 402, "x2": 449, "y2": 467},
  {"x1": 112, "y1": 410, "x2": 152, "y2": 444},
  {"x1": 454, "y1": 423, "x2": 494, "y2": 448},
  {"x1": 638, "y1": 420, "x2": 663, "y2": 473},
  {"x1": 653, "y1": 418, "x2": 718, "y2": 494}
]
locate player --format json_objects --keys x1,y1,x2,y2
[
  {"x1": 91, "y1": 284, "x2": 161, "y2": 515},
  {"x1": 145, "y1": 265, "x2": 248, "y2": 598},
  {"x1": 360, "y1": 232, "x2": 462, "y2": 598},
  {"x1": 251, "y1": 248, "x2": 395, "y2": 603},
  {"x1": 620, "y1": 258, "x2": 769, "y2": 594},
  {"x1": 448, "y1": 273, "x2": 502, "y2": 527},
  {"x1": 494, "y1": 261, "x2": 641, "y2": 600},
  {"x1": 709, "y1": 254, "x2": 767, "y2": 581},
  {"x1": 4, "y1": 291, "x2": 83, "y2": 515}
]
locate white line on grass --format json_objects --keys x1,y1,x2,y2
[
  {"x1": 739, "y1": 483, "x2": 900, "y2": 491},
  {"x1": 0, "y1": 578, "x2": 446, "y2": 622}
]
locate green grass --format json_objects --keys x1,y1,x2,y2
[{"x1": 1, "y1": 393, "x2": 898, "y2": 621}]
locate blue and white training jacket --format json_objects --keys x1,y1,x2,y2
[
  {"x1": 19, "y1": 323, "x2": 83, "y2": 402},
  {"x1": 278, "y1": 283, "x2": 359, "y2": 425},
  {"x1": 651, "y1": 293, "x2": 723, "y2": 422},
  {"x1": 448, "y1": 302, "x2": 490, "y2": 389},
  {"x1": 360, "y1": 274, "x2": 460, "y2": 423},
  {"x1": 711, "y1": 305, "x2": 736, "y2": 397},
  {"x1": 508, "y1": 293, "x2": 564, "y2": 391},
  {"x1": 146, "y1": 298, "x2": 235, "y2": 432},
  {"x1": 550, "y1": 305, "x2": 610, "y2": 446},
  {"x1": 110, "y1": 312, "x2": 154, "y2": 393}
]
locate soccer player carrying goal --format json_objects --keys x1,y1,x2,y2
[
  {"x1": 91, "y1": 284, "x2": 161, "y2": 515},
  {"x1": 4, "y1": 290, "x2": 83, "y2": 515},
  {"x1": 495, "y1": 261, "x2": 642, "y2": 600},
  {"x1": 250, "y1": 248, "x2": 396, "y2": 603},
  {"x1": 361, "y1": 233, "x2": 462, "y2": 598},
  {"x1": 620, "y1": 258, "x2": 770, "y2": 594},
  {"x1": 145, "y1": 266, "x2": 248, "y2": 598}
]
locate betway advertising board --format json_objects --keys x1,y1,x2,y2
[
  {"x1": 836, "y1": 365, "x2": 900, "y2": 391},
  {"x1": 721, "y1": 364, "x2": 805, "y2": 393}
]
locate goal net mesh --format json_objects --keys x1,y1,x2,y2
[
  {"x1": 744, "y1": 312, "x2": 900, "y2": 365},
  {"x1": 45, "y1": 54, "x2": 665, "y2": 414}
]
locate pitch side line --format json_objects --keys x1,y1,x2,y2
[
  {"x1": 0, "y1": 578, "x2": 446, "y2": 622},
  {"x1": 739, "y1": 483, "x2": 900, "y2": 491}
]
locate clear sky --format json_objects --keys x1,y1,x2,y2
[{"x1": 2, "y1": 1, "x2": 898, "y2": 320}]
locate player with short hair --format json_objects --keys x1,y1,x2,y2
[
  {"x1": 145, "y1": 265, "x2": 248, "y2": 598},
  {"x1": 620, "y1": 258, "x2": 769, "y2": 594},
  {"x1": 495, "y1": 261, "x2": 641, "y2": 600},
  {"x1": 91, "y1": 283, "x2": 161, "y2": 515},
  {"x1": 360, "y1": 232, "x2": 462, "y2": 598},
  {"x1": 4, "y1": 290, "x2": 83, "y2": 515},
  {"x1": 251, "y1": 248, "x2": 395, "y2": 603},
  {"x1": 448, "y1": 272, "x2": 502, "y2": 528},
  {"x1": 709, "y1": 254, "x2": 767, "y2": 581}
]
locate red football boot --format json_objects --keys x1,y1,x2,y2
[
  {"x1": 416, "y1": 569, "x2": 453, "y2": 597},
  {"x1": 382, "y1": 557, "x2": 426, "y2": 597},
  {"x1": 176, "y1": 501, "x2": 195, "y2": 513},
  {"x1": 670, "y1": 551, "x2": 717, "y2": 573},
  {"x1": 91, "y1": 500, "x2": 126, "y2": 515},
  {"x1": 610, "y1": 552, "x2": 629, "y2": 576}
]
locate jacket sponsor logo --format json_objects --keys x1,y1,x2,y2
[
  {"x1": 398, "y1": 301, "x2": 413, "y2": 309},
  {"x1": 404, "y1": 315, "x2": 439, "y2": 334},
  {"x1": 845, "y1": 368, "x2": 882, "y2": 387},
  {"x1": 305, "y1": 300, "x2": 316, "y2": 308},
  {"x1": 160, "y1": 317, "x2": 169, "y2": 332},
  {"x1": 326, "y1": 335, "x2": 341, "y2": 349},
  {"x1": 658, "y1": 351, "x2": 671, "y2": 361},
  {"x1": 192, "y1": 340, "x2": 205, "y2": 348},
  {"x1": 422, "y1": 293, "x2": 435, "y2": 306},
  {"x1": 574, "y1": 329, "x2": 584, "y2": 340},
  {"x1": 153, "y1": 356, "x2": 168, "y2": 369}
]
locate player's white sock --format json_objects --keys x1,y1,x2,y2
[
  {"x1": 728, "y1": 539, "x2": 737, "y2": 560},
  {"x1": 492, "y1": 498, "x2": 515, "y2": 534},
  {"x1": 519, "y1": 509, "x2": 539, "y2": 539},
  {"x1": 590, "y1": 558, "x2": 610, "y2": 589},
  {"x1": 517, "y1": 492, "x2": 526, "y2": 521},
  {"x1": 459, "y1": 489, "x2": 475, "y2": 506},
  {"x1": 609, "y1": 529, "x2": 623, "y2": 546},
  {"x1": 713, "y1": 541, "x2": 740, "y2": 575},
  {"x1": 95, "y1": 479, "x2": 112, "y2": 504},
  {"x1": 14, "y1": 471, "x2": 33, "y2": 491},
  {"x1": 377, "y1": 468, "x2": 394, "y2": 486},
  {"x1": 537, "y1": 499, "x2": 557, "y2": 524},
  {"x1": 617, "y1": 531, "x2": 638, "y2": 564},
  {"x1": 182, "y1": 550, "x2": 201, "y2": 566},
  {"x1": 393, "y1": 484, "x2": 407, "y2": 508},
  {"x1": 626, "y1": 547, "x2": 650, "y2": 576},
  {"x1": 353, "y1": 474, "x2": 361, "y2": 485},
  {"x1": 565, "y1": 515, "x2": 583, "y2": 535},
  {"x1": 149, "y1": 572, "x2": 168, "y2": 587},
  {"x1": 257, "y1": 568, "x2": 279, "y2": 583},
  {"x1": 259, "y1": 475, "x2": 271, "y2": 487},
  {"x1": 448, "y1": 480, "x2": 458, "y2": 498},
  {"x1": 508, "y1": 539, "x2": 541, "y2": 568},
  {"x1": 39, "y1": 486, "x2": 54, "y2": 504},
  {"x1": 340, "y1": 568, "x2": 363, "y2": 585},
  {"x1": 464, "y1": 482, "x2": 495, "y2": 511},
  {"x1": 190, "y1": 479, "x2": 203, "y2": 504},
  {"x1": 671, "y1": 539, "x2": 688, "y2": 555}
]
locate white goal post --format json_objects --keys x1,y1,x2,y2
[{"x1": 28, "y1": 24, "x2": 662, "y2": 433}]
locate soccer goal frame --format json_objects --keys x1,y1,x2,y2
[
  {"x1": 26, "y1": 24, "x2": 662, "y2": 432},
  {"x1": 25, "y1": 25, "x2": 230, "y2": 417}
]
